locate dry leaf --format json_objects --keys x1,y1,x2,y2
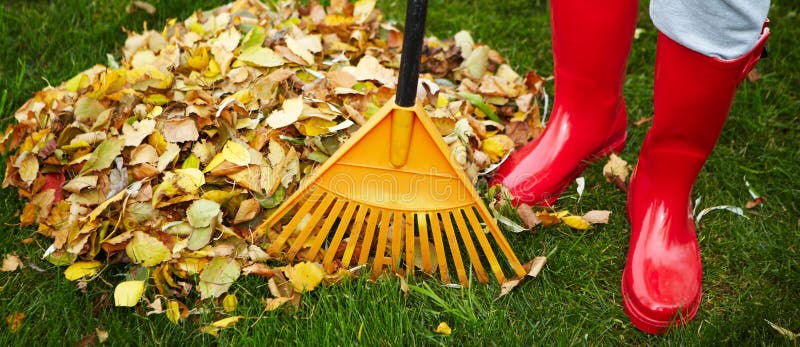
[
  {"x1": 516, "y1": 203, "x2": 541, "y2": 229},
  {"x1": 1, "y1": 254, "x2": 23, "y2": 272},
  {"x1": 582, "y1": 210, "x2": 611, "y2": 224},
  {"x1": 562, "y1": 215, "x2": 590, "y2": 230},
  {"x1": 745, "y1": 196, "x2": 767, "y2": 209}
]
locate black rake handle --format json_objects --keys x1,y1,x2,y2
[{"x1": 395, "y1": 0, "x2": 427, "y2": 107}]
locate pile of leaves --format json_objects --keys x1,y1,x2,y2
[{"x1": 1, "y1": 0, "x2": 556, "y2": 327}]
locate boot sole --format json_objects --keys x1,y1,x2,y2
[{"x1": 620, "y1": 268, "x2": 702, "y2": 334}]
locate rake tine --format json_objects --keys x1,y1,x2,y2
[
  {"x1": 428, "y1": 212, "x2": 449, "y2": 282},
  {"x1": 268, "y1": 189, "x2": 325, "y2": 254},
  {"x1": 357, "y1": 209, "x2": 380, "y2": 266},
  {"x1": 404, "y1": 212, "x2": 415, "y2": 273},
  {"x1": 323, "y1": 205, "x2": 367, "y2": 271},
  {"x1": 308, "y1": 201, "x2": 356, "y2": 260},
  {"x1": 416, "y1": 213, "x2": 433, "y2": 273},
  {"x1": 372, "y1": 211, "x2": 392, "y2": 275},
  {"x1": 464, "y1": 206, "x2": 506, "y2": 283},
  {"x1": 440, "y1": 212, "x2": 469, "y2": 285},
  {"x1": 391, "y1": 211, "x2": 403, "y2": 272},
  {"x1": 452, "y1": 209, "x2": 489, "y2": 283},
  {"x1": 475, "y1": 204, "x2": 527, "y2": 277},
  {"x1": 342, "y1": 206, "x2": 370, "y2": 267},
  {"x1": 285, "y1": 194, "x2": 337, "y2": 260}
]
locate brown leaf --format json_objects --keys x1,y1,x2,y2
[
  {"x1": 5, "y1": 312, "x2": 24, "y2": 333},
  {"x1": 516, "y1": 203, "x2": 541, "y2": 229},
  {"x1": 160, "y1": 118, "x2": 199, "y2": 143},
  {"x1": 233, "y1": 198, "x2": 261, "y2": 224},
  {"x1": 1, "y1": 254, "x2": 23, "y2": 272},
  {"x1": 633, "y1": 116, "x2": 652, "y2": 127},
  {"x1": 582, "y1": 210, "x2": 611, "y2": 224},
  {"x1": 745, "y1": 196, "x2": 767, "y2": 209}
]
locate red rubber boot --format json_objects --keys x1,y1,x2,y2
[
  {"x1": 621, "y1": 26, "x2": 770, "y2": 334},
  {"x1": 490, "y1": 0, "x2": 637, "y2": 205}
]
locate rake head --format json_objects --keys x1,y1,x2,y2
[{"x1": 255, "y1": 101, "x2": 526, "y2": 285}]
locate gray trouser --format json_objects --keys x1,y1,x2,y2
[{"x1": 651, "y1": 0, "x2": 770, "y2": 60}]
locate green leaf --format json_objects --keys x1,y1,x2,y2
[
  {"x1": 186, "y1": 199, "x2": 221, "y2": 228},
  {"x1": 459, "y1": 91, "x2": 501, "y2": 123},
  {"x1": 198, "y1": 257, "x2": 241, "y2": 299},
  {"x1": 257, "y1": 186, "x2": 285, "y2": 209},
  {"x1": 80, "y1": 137, "x2": 125, "y2": 175}
]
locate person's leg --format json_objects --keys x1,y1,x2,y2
[
  {"x1": 490, "y1": 0, "x2": 637, "y2": 205},
  {"x1": 622, "y1": 0, "x2": 770, "y2": 334}
]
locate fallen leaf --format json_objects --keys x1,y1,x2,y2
[
  {"x1": 496, "y1": 278, "x2": 521, "y2": 300},
  {"x1": 603, "y1": 153, "x2": 630, "y2": 192},
  {"x1": 201, "y1": 316, "x2": 243, "y2": 336},
  {"x1": 198, "y1": 257, "x2": 241, "y2": 299},
  {"x1": 80, "y1": 137, "x2": 125, "y2": 175},
  {"x1": 562, "y1": 215, "x2": 590, "y2": 230},
  {"x1": 266, "y1": 97, "x2": 304, "y2": 129},
  {"x1": 264, "y1": 296, "x2": 292, "y2": 311},
  {"x1": 745, "y1": 196, "x2": 767, "y2": 209},
  {"x1": 161, "y1": 118, "x2": 199, "y2": 143},
  {"x1": 582, "y1": 210, "x2": 611, "y2": 224},
  {"x1": 516, "y1": 203, "x2": 541, "y2": 228},
  {"x1": 127, "y1": 1, "x2": 156, "y2": 15},
  {"x1": 766, "y1": 319, "x2": 798, "y2": 340},
  {"x1": 433, "y1": 322, "x2": 452, "y2": 335},
  {"x1": 165, "y1": 299, "x2": 181, "y2": 324},
  {"x1": 1, "y1": 254, "x2": 23, "y2": 272},
  {"x1": 96, "y1": 327, "x2": 109, "y2": 343},
  {"x1": 126, "y1": 231, "x2": 172, "y2": 267},
  {"x1": 114, "y1": 280, "x2": 145, "y2": 307},
  {"x1": 186, "y1": 199, "x2": 221, "y2": 228},
  {"x1": 526, "y1": 256, "x2": 547, "y2": 277},
  {"x1": 64, "y1": 260, "x2": 102, "y2": 280},
  {"x1": 5, "y1": 312, "x2": 24, "y2": 333},
  {"x1": 695, "y1": 205, "x2": 747, "y2": 223},
  {"x1": 233, "y1": 198, "x2": 260, "y2": 224},
  {"x1": 284, "y1": 261, "x2": 325, "y2": 292},
  {"x1": 633, "y1": 116, "x2": 652, "y2": 127},
  {"x1": 237, "y1": 46, "x2": 284, "y2": 68},
  {"x1": 482, "y1": 134, "x2": 514, "y2": 162},
  {"x1": 223, "y1": 293, "x2": 238, "y2": 313}
]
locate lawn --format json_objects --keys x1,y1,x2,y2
[{"x1": 1, "y1": 0, "x2": 798, "y2": 345}]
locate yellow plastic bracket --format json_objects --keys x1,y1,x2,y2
[{"x1": 389, "y1": 109, "x2": 414, "y2": 167}]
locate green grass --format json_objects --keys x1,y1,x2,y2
[{"x1": 1, "y1": 0, "x2": 799, "y2": 345}]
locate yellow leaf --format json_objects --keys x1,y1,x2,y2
[
  {"x1": 434, "y1": 322, "x2": 452, "y2": 335},
  {"x1": 237, "y1": 46, "x2": 284, "y2": 68},
  {"x1": 64, "y1": 260, "x2": 102, "y2": 281},
  {"x1": 221, "y1": 141, "x2": 251, "y2": 166},
  {"x1": 16, "y1": 153, "x2": 38, "y2": 185},
  {"x1": 114, "y1": 280, "x2": 145, "y2": 307},
  {"x1": 126, "y1": 231, "x2": 172, "y2": 267},
  {"x1": 212, "y1": 315, "x2": 243, "y2": 328},
  {"x1": 166, "y1": 299, "x2": 181, "y2": 325},
  {"x1": 297, "y1": 118, "x2": 337, "y2": 136},
  {"x1": 603, "y1": 153, "x2": 631, "y2": 183},
  {"x1": 223, "y1": 293, "x2": 238, "y2": 313},
  {"x1": 481, "y1": 134, "x2": 515, "y2": 162},
  {"x1": 562, "y1": 215, "x2": 590, "y2": 230},
  {"x1": 284, "y1": 261, "x2": 324, "y2": 292}
]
